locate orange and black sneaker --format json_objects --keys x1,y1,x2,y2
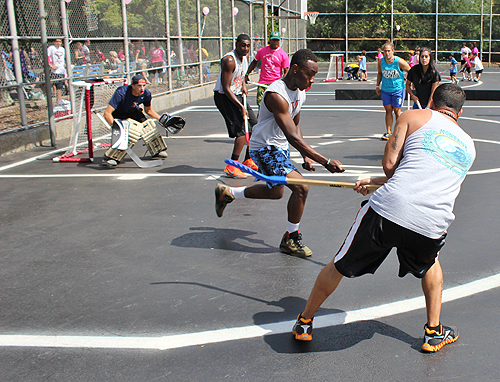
[
  {"x1": 292, "y1": 314, "x2": 313, "y2": 341},
  {"x1": 421, "y1": 324, "x2": 459, "y2": 352},
  {"x1": 215, "y1": 183, "x2": 235, "y2": 218},
  {"x1": 242, "y1": 158, "x2": 258, "y2": 170},
  {"x1": 224, "y1": 164, "x2": 247, "y2": 179}
]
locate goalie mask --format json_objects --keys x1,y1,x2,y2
[{"x1": 159, "y1": 113, "x2": 186, "y2": 135}]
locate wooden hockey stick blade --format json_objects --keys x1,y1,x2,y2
[
  {"x1": 247, "y1": 81, "x2": 269, "y2": 88},
  {"x1": 224, "y1": 159, "x2": 379, "y2": 191},
  {"x1": 126, "y1": 148, "x2": 163, "y2": 168}
]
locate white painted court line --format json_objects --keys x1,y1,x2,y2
[{"x1": 0, "y1": 273, "x2": 498, "y2": 351}]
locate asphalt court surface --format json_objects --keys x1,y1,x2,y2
[{"x1": 1, "y1": 67, "x2": 500, "y2": 381}]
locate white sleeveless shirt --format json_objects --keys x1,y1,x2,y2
[
  {"x1": 369, "y1": 110, "x2": 476, "y2": 238},
  {"x1": 249, "y1": 79, "x2": 306, "y2": 151},
  {"x1": 213, "y1": 50, "x2": 248, "y2": 96}
]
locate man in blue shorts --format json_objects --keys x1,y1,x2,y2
[
  {"x1": 292, "y1": 83, "x2": 476, "y2": 353},
  {"x1": 214, "y1": 49, "x2": 344, "y2": 258},
  {"x1": 103, "y1": 74, "x2": 168, "y2": 166},
  {"x1": 376, "y1": 42, "x2": 411, "y2": 140}
]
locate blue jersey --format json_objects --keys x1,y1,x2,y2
[
  {"x1": 359, "y1": 56, "x2": 366, "y2": 71},
  {"x1": 450, "y1": 58, "x2": 458, "y2": 74},
  {"x1": 380, "y1": 56, "x2": 405, "y2": 93},
  {"x1": 109, "y1": 85, "x2": 152, "y2": 115}
]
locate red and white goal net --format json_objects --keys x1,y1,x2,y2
[{"x1": 53, "y1": 78, "x2": 126, "y2": 162}]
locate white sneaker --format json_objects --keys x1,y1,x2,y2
[
  {"x1": 155, "y1": 150, "x2": 168, "y2": 158},
  {"x1": 57, "y1": 99, "x2": 70, "y2": 106}
]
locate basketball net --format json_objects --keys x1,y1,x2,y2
[{"x1": 305, "y1": 11, "x2": 319, "y2": 25}]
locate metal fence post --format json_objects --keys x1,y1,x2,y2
[
  {"x1": 121, "y1": 0, "x2": 131, "y2": 84},
  {"x1": 38, "y1": 0, "x2": 56, "y2": 145},
  {"x1": 165, "y1": 0, "x2": 173, "y2": 90},
  {"x1": 197, "y1": 0, "x2": 203, "y2": 84},
  {"x1": 59, "y1": 0, "x2": 74, "y2": 108},
  {"x1": 6, "y1": 0, "x2": 28, "y2": 128}
]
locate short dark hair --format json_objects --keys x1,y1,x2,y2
[
  {"x1": 236, "y1": 34, "x2": 251, "y2": 43},
  {"x1": 290, "y1": 49, "x2": 318, "y2": 68},
  {"x1": 433, "y1": 83, "x2": 466, "y2": 114}
]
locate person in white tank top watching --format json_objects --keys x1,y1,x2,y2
[
  {"x1": 214, "y1": 34, "x2": 259, "y2": 179},
  {"x1": 292, "y1": 83, "x2": 475, "y2": 354},
  {"x1": 215, "y1": 49, "x2": 345, "y2": 258}
]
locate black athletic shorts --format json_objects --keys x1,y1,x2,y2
[
  {"x1": 334, "y1": 203, "x2": 446, "y2": 279},
  {"x1": 112, "y1": 109, "x2": 147, "y2": 123},
  {"x1": 50, "y1": 73, "x2": 65, "y2": 90},
  {"x1": 214, "y1": 91, "x2": 257, "y2": 138}
]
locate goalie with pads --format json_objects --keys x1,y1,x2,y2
[{"x1": 102, "y1": 74, "x2": 185, "y2": 167}]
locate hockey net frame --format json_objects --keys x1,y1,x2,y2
[
  {"x1": 53, "y1": 78, "x2": 126, "y2": 162},
  {"x1": 325, "y1": 54, "x2": 344, "y2": 82}
]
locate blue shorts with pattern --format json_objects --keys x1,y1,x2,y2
[{"x1": 249, "y1": 145, "x2": 296, "y2": 188}]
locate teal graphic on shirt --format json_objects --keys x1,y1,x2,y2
[{"x1": 422, "y1": 129, "x2": 472, "y2": 178}]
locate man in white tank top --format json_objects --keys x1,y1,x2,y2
[
  {"x1": 214, "y1": 34, "x2": 258, "y2": 179},
  {"x1": 215, "y1": 49, "x2": 345, "y2": 258},
  {"x1": 293, "y1": 84, "x2": 475, "y2": 354}
]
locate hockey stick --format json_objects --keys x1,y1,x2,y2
[
  {"x1": 247, "y1": 81, "x2": 269, "y2": 88},
  {"x1": 243, "y1": 93, "x2": 250, "y2": 146},
  {"x1": 224, "y1": 159, "x2": 380, "y2": 191}
]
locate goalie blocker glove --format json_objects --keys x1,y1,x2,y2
[{"x1": 159, "y1": 113, "x2": 186, "y2": 135}]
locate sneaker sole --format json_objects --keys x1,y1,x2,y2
[
  {"x1": 292, "y1": 331, "x2": 312, "y2": 341},
  {"x1": 279, "y1": 245, "x2": 312, "y2": 258},
  {"x1": 223, "y1": 172, "x2": 247, "y2": 179},
  {"x1": 421, "y1": 333, "x2": 459, "y2": 352}
]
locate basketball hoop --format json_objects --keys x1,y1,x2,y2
[{"x1": 305, "y1": 11, "x2": 319, "y2": 25}]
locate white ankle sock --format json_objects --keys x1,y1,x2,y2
[
  {"x1": 230, "y1": 186, "x2": 246, "y2": 199},
  {"x1": 286, "y1": 221, "x2": 300, "y2": 234}
]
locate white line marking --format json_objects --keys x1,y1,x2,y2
[{"x1": 0, "y1": 273, "x2": 499, "y2": 351}]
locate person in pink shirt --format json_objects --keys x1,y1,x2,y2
[
  {"x1": 245, "y1": 31, "x2": 290, "y2": 107},
  {"x1": 150, "y1": 41, "x2": 165, "y2": 83}
]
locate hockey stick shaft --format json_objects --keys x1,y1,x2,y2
[
  {"x1": 243, "y1": 94, "x2": 249, "y2": 146},
  {"x1": 224, "y1": 159, "x2": 379, "y2": 191}
]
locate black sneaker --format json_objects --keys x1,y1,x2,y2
[
  {"x1": 381, "y1": 132, "x2": 391, "y2": 141},
  {"x1": 292, "y1": 314, "x2": 313, "y2": 341},
  {"x1": 280, "y1": 231, "x2": 312, "y2": 258},
  {"x1": 421, "y1": 324, "x2": 459, "y2": 352}
]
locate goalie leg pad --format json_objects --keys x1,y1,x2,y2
[
  {"x1": 104, "y1": 147, "x2": 128, "y2": 162},
  {"x1": 104, "y1": 118, "x2": 146, "y2": 162},
  {"x1": 142, "y1": 119, "x2": 167, "y2": 157},
  {"x1": 111, "y1": 119, "x2": 129, "y2": 150}
]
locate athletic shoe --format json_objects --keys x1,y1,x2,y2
[
  {"x1": 242, "y1": 158, "x2": 258, "y2": 170},
  {"x1": 292, "y1": 314, "x2": 313, "y2": 341},
  {"x1": 101, "y1": 158, "x2": 118, "y2": 167},
  {"x1": 280, "y1": 231, "x2": 312, "y2": 258},
  {"x1": 57, "y1": 99, "x2": 70, "y2": 106},
  {"x1": 474, "y1": 78, "x2": 478, "y2": 82},
  {"x1": 224, "y1": 164, "x2": 247, "y2": 179},
  {"x1": 153, "y1": 150, "x2": 168, "y2": 158},
  {"x1": 421, "y1": 324, "x2": 459, "y2": 352},
  {"x1": 215, "y1": 183, "x2": 235, "y2": 217},
  {"x1": 381, "y1": 132, "x2": 391, "y2": 141}
]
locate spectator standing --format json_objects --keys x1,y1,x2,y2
[
  {"x1": 376, "y1": 42, "x2": 411, "y2": 140},
  {"x1": 376, "y1": 48, "x2": 383, "y2": 62},
  {"x1": 118, "y1": 48, "x2": 125, "y2": 61},
  {"x1": 460, "y1": 52, "x2": 472, "y2": 81},
  {"x1": 74, "y1": 42, "x2": 84, "y2": 65},
  {"x1": 244, "y1": 31, "x2": 290, "y2": 107},
  {"x1": 449, "y1": 54, "x2": 459, "y2": 84},
  {"x1": 460, "y1": 43, "x2": 471, "y2": 70},
  {"x1": 108, "y1": 51, "x2": 121, "y2": 74},
  {"x1": 408, "y1": 50, "x2": 417, "y2": 67},
  {"x1": 47, "y1": 38, "x2": 69, "y2": 106},
  {"x1": 406, "y1": 47, "x2": 441, "y2": 109},
  {"x1": 358, "y1": 50, "x2": 367, "y2": 81},
  {"x1": 149, "y1": 41, "x2": 164, "y2": 83},
  {"x1": 470, "y1": 42, "x2": 479, "y2": 57},
  {"x1": 82, "y1": 40, "x2": 91, "y2": 64},
  {"x1": 471, "y1": 53, "x2": 483, "y2": 82}
]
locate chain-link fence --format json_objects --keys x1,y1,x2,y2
[
  {"x1": 0, "y1": 0, "x2": 306, "y2": 139},
  {"x1": 306, "y1": 1, "x2": 500, "y2": 64}
]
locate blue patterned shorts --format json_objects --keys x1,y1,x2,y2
[{"x1": 250, "y1": 146, "x2": 296, "y2": 188}]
